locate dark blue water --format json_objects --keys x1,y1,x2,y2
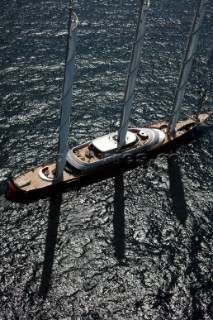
[{"x1": 1, "y1": 0, "x2": 212, "y2": 319}]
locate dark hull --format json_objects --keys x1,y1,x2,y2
[{"x1": 5, "y1": 112, "x2": 212, "y2": 202}]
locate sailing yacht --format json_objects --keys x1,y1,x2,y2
[{"x1": 6, "y1": 0, "x2": 212, "y2": 198}]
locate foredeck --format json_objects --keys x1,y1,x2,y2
[{"x1": 13, "y1": 160, "x2": 83, "y2": 192}]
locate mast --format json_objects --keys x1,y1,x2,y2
[
  {"x1": 56, "y1": 4, "x2": 78, "y2": 178},
  {"x1": 167, "y1": 0, "x2": 208, "y2": 137},
  {"x1": 117, "y1": 0, "x2": 150, "y2": 150}
]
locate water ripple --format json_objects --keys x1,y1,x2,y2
[{"x1": 1, "y1": 0, "x2": 212, "y2": 319}]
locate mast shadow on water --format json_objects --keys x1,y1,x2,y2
[
  {"x1": 167, "y1": 154, "x2": 187, "y2": 225},
  {"x1": 39, "y1": 190, "x2": 62, "y2": 299},
  {"x1": 113, "y1": 173, "x2": 125, "y2": 262}
]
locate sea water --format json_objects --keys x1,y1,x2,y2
[{"x1": 0, "y1": 0, "x2": 212, "y2": 319}]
